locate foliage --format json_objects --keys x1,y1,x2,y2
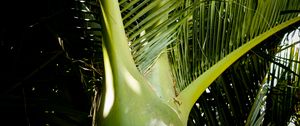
[
  {"x1": 96, "y1": 0, "x2": 300, "y2": 125},
  {"x1": 2, "y1": 0, "x2": 300, "y2": 125}
]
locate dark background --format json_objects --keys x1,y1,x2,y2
[{"x1": 0, "y1": 0, "x2": 100, "y2": 125}]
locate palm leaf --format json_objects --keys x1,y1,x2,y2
[
  {"x1": 166, "y1": 0, "x2": 300, "y2": 125},
  {"x1": 85, "y1": 0, "x2": 300, "y2": 125},
  {"x1": 263, "y1": 28, "x2": 300, "y2": 125},
  {"x1": 186, "y1": 25, "x2": 300, "y2": 126},
  {"x1": 119, "y1": 0, "x2": 191, "y2": 73},
  {"x1": 188, "y1": 39, "x2": 279, "y2": 125},
  {"x1": 170, "y1": 0, "x2": 300, "y2": 91}
]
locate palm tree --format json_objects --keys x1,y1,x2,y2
[
  {"x1": 9, "y1": 0, "x2": 298, "y2": 125},
  {"x1": 79, "y1": 0, "x2": 300, "y2": 125}
]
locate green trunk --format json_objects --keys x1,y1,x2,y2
[{"x1": 99, "y1": 0, "x2": 183, "y2": 125}]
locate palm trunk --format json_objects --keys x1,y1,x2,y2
[{"x1": 98, "y1": 0, "x2": 183, "y2": 125}]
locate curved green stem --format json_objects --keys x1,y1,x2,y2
[{"x1": 177, "y1": 16, "x2": 300, "y2": 124}]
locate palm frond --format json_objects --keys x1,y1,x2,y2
[
  {"x1": 263, "y1": 28, "x2": 300, "y2": 125},
  {"x1": 168, "y1": 0, "x2": 300, "y2": 125},
  {"x1": 170, "y1": 0, "x2": 300, "y2": 92},
  {"x1": 119, "y1": 0, "x2": 193, "y2": 73},
  {"x1": 187, "y1": 27, "x2": 300, "y2": 126},
  {"x1": 246, "y1": 84, "x2": 268, "y2": 126},
  {"x1": 188, "y1": 39, "x2": 278, "y2": 125}
]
